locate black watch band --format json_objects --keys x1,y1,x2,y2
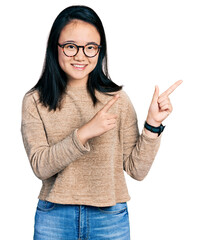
[{"x1": 144, "y1": 121, "x2": 165, "y2": 136}]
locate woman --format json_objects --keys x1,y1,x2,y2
[{"x1": 21, "y1": 5, "x2": 182, "y2": 240}]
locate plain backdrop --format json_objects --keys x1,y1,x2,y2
[{"x1": 0, "y1": 0, "x2": 202, "y2": 239}]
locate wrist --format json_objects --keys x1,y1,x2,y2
[
  {"x1": 146, "y1": 116, "x2": 162, "y2": 127},
  {"x1": 144, "y1": 121, "x2": 165, "y2": 137},
  {"x1": 77, "y1": 125, "x2": 90, "y2": 146}
]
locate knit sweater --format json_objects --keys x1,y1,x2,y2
[{"x1": 21, "y1": 85, "x2": 162, "y2": 207}]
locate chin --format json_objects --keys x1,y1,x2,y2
[{"x1": 66, "y1": 74, "x2": 89, "y2": 82}]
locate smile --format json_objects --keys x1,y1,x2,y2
[{"x1": 71, "y1": 64, "x2": 87, "y2": 70}]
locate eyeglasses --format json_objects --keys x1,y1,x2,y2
[{"x1": 58, "y1": 42, "x2": 102, "y2": 58}]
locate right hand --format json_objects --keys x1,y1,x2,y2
[{"x1": 77, "y1": 94, "x2": 120, "y2": 145}]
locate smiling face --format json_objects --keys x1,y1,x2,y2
[{"x1": 58, "y1": 20, "x2": 101, "y2": 87}]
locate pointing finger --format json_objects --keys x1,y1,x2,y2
[
  {"x1": 161, "y1": 80, "x2": 183, "y2": 97},
  {"x1": 102, "y1": 94, "x2": 120, "y2": 112}
]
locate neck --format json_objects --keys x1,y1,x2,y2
[{"x1": 66, "y1": 77, "x2": 88, "y2": 88}]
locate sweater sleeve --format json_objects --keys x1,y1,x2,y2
[
  {"x1": 122, "y1": 92, "x2": 162, "y2": 181},
  {"x1": 21, "y1": 93, "x2": 90, "y2": 181}
]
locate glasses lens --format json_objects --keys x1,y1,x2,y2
[
  {"x1": 84, "y1": 44, "x2": 99, "y2": 57},
  {"x1": 64, "y1": 44, "x2": 77, "y2": 56}
]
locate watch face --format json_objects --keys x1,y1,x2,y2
[
  {"x1": 160, "y1": 124, "x2": 165, "y2": 131},
  {"x1": 158, "y1": 124, "x2": 165, "y2": 136}
]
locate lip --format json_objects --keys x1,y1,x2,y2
[{"x1": 71, "y1": 64, "x2": 88, "y2": 70}]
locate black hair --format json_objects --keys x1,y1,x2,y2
[{"x1": 30, "y1": 5, "x2": 123, "y2": 111}]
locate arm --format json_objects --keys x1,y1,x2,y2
[
  {"x1": 122, "y1": 94, "x2": 162, "y2": 181},
  {"x1": 21, "y1": 93, "x2": 90, "y2": 181},
  {"x1": 123, "y1": 80, "x2": 183, "y2": 180}
]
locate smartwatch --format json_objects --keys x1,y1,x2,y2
[{"x1": 144, "y1": 121, "x2": 165, "y2": 136}]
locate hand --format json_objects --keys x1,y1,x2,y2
[
  {"x1": 146, "y1": 80, "x2": 183, "y2": 126},
  {"x1": 77, "y1": 94, "x2": 120, "y2": 145}
]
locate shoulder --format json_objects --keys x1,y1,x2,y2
[
  {"x1": 118, "y1": 90, "x2": 137, "y2": 120},
  {"x1": 118, "y1": 89, "x2": 132, "y2": 103},
  {"x1": 22, "y1": 89, "x2": 40, "y2": 110},
  {"x1": 109, "y1": 89, "x2": 134, "y2": 109}
]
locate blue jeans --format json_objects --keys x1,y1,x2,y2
[{"x1": 34, "y1": 199, "x2": 130, "y2": 240}]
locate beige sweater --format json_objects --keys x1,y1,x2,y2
[{"x1": 21, "y1": 85, "x2": 162, "y2": 207}]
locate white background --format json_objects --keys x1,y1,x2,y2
[{"x1": 0, "y1": 0, "x2": 202, "y2": 239}]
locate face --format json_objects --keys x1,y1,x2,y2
[{"x1": 58, "y1": 20, "x2": 101, "y2": 87}]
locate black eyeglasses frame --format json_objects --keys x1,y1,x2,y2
[{"x1": 58, "y1": 42, "x2": 102, "y2": 58}]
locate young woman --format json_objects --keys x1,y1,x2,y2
[{"x1": 21, "y1": 5, "x2": 182, "y2": 240}]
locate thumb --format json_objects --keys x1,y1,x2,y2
[{"x1": 151, "y1": 85, "x2": 159, "y2": 103}]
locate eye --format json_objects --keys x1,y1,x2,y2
[
  {"x1": 87, "y1": 46, "x2": 94, "y2": 50},
  {"x1": 85, "y1": 44, "x2": 98, "y2": 52},
  {"x1": 65, "y1": 44, "x2": 77, "y2": 50},
  {"x1": 87, "y1": 45, "x2": 97, "y2": 50}
]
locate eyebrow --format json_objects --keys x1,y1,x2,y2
[{"x1": 63, "y1": 40, "x2": 100, "y2": 45}]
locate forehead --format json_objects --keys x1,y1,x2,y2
[{"x1": 59, "y1": 19, "x2": 100, "y2": 44}]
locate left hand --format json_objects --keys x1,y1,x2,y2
[{"x1": 146, "y1": 80, "x2": 183, "y2": 126}]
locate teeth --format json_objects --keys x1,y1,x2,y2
[{"x1": 73, "y1": 64, "x2": 86, "y2": 67}]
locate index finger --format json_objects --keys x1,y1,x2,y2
[
  {"x1": 162, "y1": 80, "x2": 183, "y2": 96},
  {"x1": 102, "y1": 94, "x2": 120, "y2": 112}
]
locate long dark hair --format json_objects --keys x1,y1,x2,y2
[{"x1": 30, "y1": 5, "x2": 123, "y2": 111}]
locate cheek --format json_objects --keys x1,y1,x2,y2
[
  {"x1": 58, "y1": 51, "x2": 64, "y2": 68},
  {"x1": 58, "y1": 51, "x2": 69, "y2": 72},
  {"x1": 90, "y1": 56, "x2": 99, "y2": 69}
]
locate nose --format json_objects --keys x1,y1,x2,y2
[{"x1": 74, "y1": 47, "x2": 85, "y2": 61}]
